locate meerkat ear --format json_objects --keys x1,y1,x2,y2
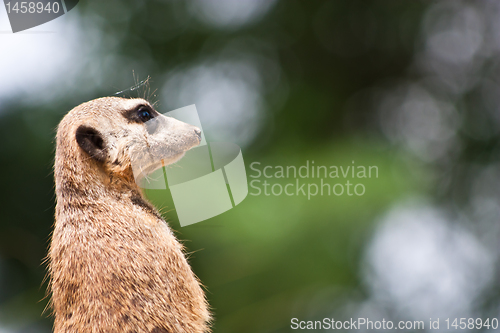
[{"x1": 75, "y1": 125, "x2": 107, "y2": 162}]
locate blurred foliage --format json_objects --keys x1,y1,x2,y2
[{"x1": 1, "y1": 0, "x2": 500, "y2": 332}]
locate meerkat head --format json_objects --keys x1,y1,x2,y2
[{"x1": 56, "y1": 97, "x2": 201, "y2": 187}]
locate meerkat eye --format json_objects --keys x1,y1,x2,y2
[
  {"x1": 122, "y1": 104, "x2": 157, "y2": 123},
  {"x1": 137, "y1": 107, "x2": 153, "y2": 122}
]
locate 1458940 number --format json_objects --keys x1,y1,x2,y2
[
  {"x1": 5, "y1": 2, "x2": 60, "y2": 14},
  {"x1": 446, "y1": 318, "x2": 498, "y2": 330}
]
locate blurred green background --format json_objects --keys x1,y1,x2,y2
[{"x1": 1, "y1": 0, "x2": 500, "y2": 332}]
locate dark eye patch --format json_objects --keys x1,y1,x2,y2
[{"x1": 122, "y1": 104, "x2": 158, "y2": 124}]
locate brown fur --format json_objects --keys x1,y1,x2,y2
[{"x1": 49, "y1": 97, "x2": 211, "y2": 333}]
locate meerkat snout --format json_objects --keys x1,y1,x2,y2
[
  {"x1": 194, "y1": 127, "x2": 202, "y2": 141},
  {"x1": 134, "y1": 113, "x2": 203, "y2": 179}
]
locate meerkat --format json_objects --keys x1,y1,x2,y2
[{"x1": 49, "y1": 97, "x2": 211, "y2": 333}]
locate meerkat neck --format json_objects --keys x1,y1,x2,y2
[{"x1": 55, "y1": 151, "x2": 140, "y2": 202}]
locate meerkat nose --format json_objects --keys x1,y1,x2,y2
[{"x1": 194, "y1": 128, "x2": 202, "y2": 142}]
